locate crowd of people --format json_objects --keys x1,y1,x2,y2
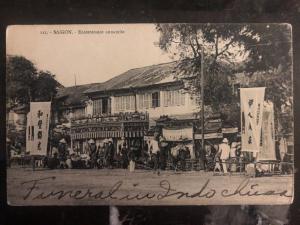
[
  {"x1": 43, "y1": 135, "x2": 245, "y2": 175},
  {"x1": 8, "y1": 134, "x2": 291, "y2": 176},
  {"x1": 48, "y1": 138, "x2": 117, "y2": 169}
]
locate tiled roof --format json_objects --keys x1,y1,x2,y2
[{"x1": 84, "y1": 61, "x2": 194, "y2": 94}]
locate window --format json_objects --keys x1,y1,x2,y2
[
  {"x1": 152, "y1": 92, "x2": 160, "y2": 108},
  {"x1": 163, "y1": 90, "x2": 185, "y2": 107},
  {"x1": 138, "y1": 93, "x2": 151, "y2": 109},
  {"x1": 93, "y1": 99, "x2": 102, "y2": 115},
  {"x1": 138, "y1": 92, "x2": 160, "y2": 109},
  {"x1": 115, "y1": 95, "x2": 135, "y2": 112}
]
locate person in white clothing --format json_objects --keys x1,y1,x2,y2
[{"x1": 219, "y1": 138, "x2": 230, "y2": 174}]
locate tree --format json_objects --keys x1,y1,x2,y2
[
  {"x1": 155, "y1": 24, "x2": 292, "y2": 112},
  {"x1": 6, "y1": 56, "x2": 37, "y2": 107},
  {"x1": 32, "y1": 71, "x2": 59, "y2": 101},
  {"x1": 6, "y1": 56, "x2": 61, "y2": 111}
]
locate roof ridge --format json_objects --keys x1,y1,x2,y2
[
  {"x1": 122, "y1": 60, "x2": 178, "y2": 72},
  {"x1": 63, "y1": 82, "x2": 102, "y2": 88}
]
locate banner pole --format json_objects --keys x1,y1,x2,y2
[{"x1": 201, "y1": 46, "x2": 205, "y2": 167}]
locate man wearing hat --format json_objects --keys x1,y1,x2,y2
[
  {"x1": 219, "y1": 138, "x2": 230, "y2": 174},
  {"x1": 58, "y1": 138, "x2": 67, "y2": 168}
]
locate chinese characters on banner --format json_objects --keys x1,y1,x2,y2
[
  {"x1": 26, "y1": 102, "x2": 51, "y2": 156},
  {"x1": 257, "y1": 101, "x2": 276, "y2": 161},
  {"x1": 240, "y1": 88, "x2": 265, "y2": 152}
]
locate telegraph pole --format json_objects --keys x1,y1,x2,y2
[{"x1": 201, "y1": 46, "x2": 205, "y2": 155}]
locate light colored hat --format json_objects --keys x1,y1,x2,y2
[
  {"x1": 222, "y1": 138, "x2": 229, "y2": 143},
  {"x1": 108, "y1": 138, "x2": 113, "y2": 143},
  {"x1": 59, "y1": 138, "x2": 67, "y2": 144},
  {"x1": 88, "y1": 139, "x2": 95, "y2": 144}
]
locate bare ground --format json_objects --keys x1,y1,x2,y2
[{"x1": 6, "y1": 167, "x2": 293, "y2": 206}]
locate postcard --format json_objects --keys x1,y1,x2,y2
[{"x1": 6, "y1": 23, "x2": 293, "y2": 205}]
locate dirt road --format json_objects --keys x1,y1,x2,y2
[{"x1": 7, "y1": 168, "x2": 293, "y2": 205}]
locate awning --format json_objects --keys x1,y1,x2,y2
[
  {"x1": 194, "y1": 132, "x2": 223, "y2": 140},
  {"x1": 71, "y1": 130, "x2": 145, "y2": 140}
]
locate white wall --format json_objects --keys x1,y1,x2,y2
[
  {"x1": 111, "y1": 96, "x2": 136, "y2": 114},
  {"x1": 110, "y1": 90, "x2": 198, "y2": 120},
  {"x1": 140, "y1": 91, "x2": 198, "y2": 119}
]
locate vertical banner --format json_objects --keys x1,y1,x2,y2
[
  {"x1": 240, "y1": 87, "x2": 265, "y2": 152},
  {"x1": 26, "y1": 102, "x2": 51, "y2": 156},
  {"x1": 257, "y1": 101, "x2": 276, "y2": 161}
]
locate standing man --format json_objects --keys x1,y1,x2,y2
[
  {"x1": 107, "y1": 138, "x2": 115, "y2": 169},
  {"x1": 178, "y1": 144, "x2": 187, "y2": 171},
  {"x1": 58, "y1": 138, "x2": 67, "y2": 169},
  {"x1": 150, "y1": 138, "x2": 161, "y2": 175},
  {"x1": 171, "y1": 145, "x2": 180, "y2": 171},
  {"x1": 121, "y1": 142, "x2": 129, "y2": 169},
  {"x1": 88, "y1": 139, "x2": 97, "y2": 168},
  {"x1": 219, "y1": 138, "x2": 230, "y2": 174}
]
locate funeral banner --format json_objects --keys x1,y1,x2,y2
[
  {"x1": 257, "y1": 101, "x2": 276, "y2": 161},
  {"x1": 240, "y1": 87, "x2": 265, "y2": 152},
  {"x1": 26, "y1": 102, "x2": 51, "y2": 156},
  {"x1": 162, "y1": 127, "x2": 193, "y2": 141}
]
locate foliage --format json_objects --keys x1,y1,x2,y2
[
  {"x1": 155, "y1": 24, "x2": 292, "y2": 112},
  {"x1": 6, "y1": 56, "x2": 37, "y2": 106},
  {"x1": 32, "y1": 71, "x2": 59, "y2": 101},
  {"x1": 6, "y1": 56, "x2": 61, "y2": 111}
]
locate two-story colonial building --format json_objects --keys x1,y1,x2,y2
[{"x1": 70, "y1": 61, "x2": 200, "y2": 156}]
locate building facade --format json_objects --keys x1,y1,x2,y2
[{"x1": 70, "y1": 62, "x2": 200, "y2": 155}]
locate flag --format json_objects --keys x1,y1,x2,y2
[
  {"x1": 257, "y1": 101, "x2": 276, "y2": 161},
  {"x1": 26, "y1": 102, "x2": 51, "y2": 156},
  {"x1": 240, "y1": 87, "x2": 265, "y2": 152}
]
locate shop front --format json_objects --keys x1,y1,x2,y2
[{"x1": 70, "y1": 112, "x2": 149, "y2": 155}]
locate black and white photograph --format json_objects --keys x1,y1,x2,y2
[{"x1": 6, "y1": 23, "x2": 293, "y2": 205}]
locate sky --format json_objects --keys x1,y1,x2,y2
[{"x1": 7, "y1": 24, "x2": 173, "y2": 87}]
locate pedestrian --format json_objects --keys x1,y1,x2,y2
[
  {"x1": 230, "y1": 137, "x2": 238, "y2": 158},
  {"x1": 171, "y1": 145, "x2": 180, "y2": 171},
  {"x1": 58, "y1": 138, "x2": 67, "y2": 168},
  {"x1": 107, "y1": 138, "x2": 115, "y2": 169},
  {"x1": 121, "y1": 142, "x2": 129, "y2": 169},
  {"x1": 88, "y1": 139, "x2": 97, "y2": 168},
  {"x1": 213, "y1": 154, "x2": 222, "y2": 173},
  {"x1": 150, "y1": 138, "x2": 161, "y2": 175},
  {"x1": 178, "y1": 144, "x2": 187, "y2": 171},
  {"x1": 219, "y1": 138, "x2": 230, "y2": 174},
  {"x1": 65, "y1": 155, "x2": 72, "y2": 169},
  {"x1": 48, "y1": 152, "x2": 60, "y2": 169},
  {"x1": 128, "y1": 147, "x2": 136, "y2": 172},
  {"x1": 103, "y1": 139, "x2": 108, "y2": 167},
  {"x1": 230, "y1": 137, "x2": 238, "y2": 172}
]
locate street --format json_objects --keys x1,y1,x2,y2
[{"x1": 7, "y1": 167, "x2": 293, "y2": 205}]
